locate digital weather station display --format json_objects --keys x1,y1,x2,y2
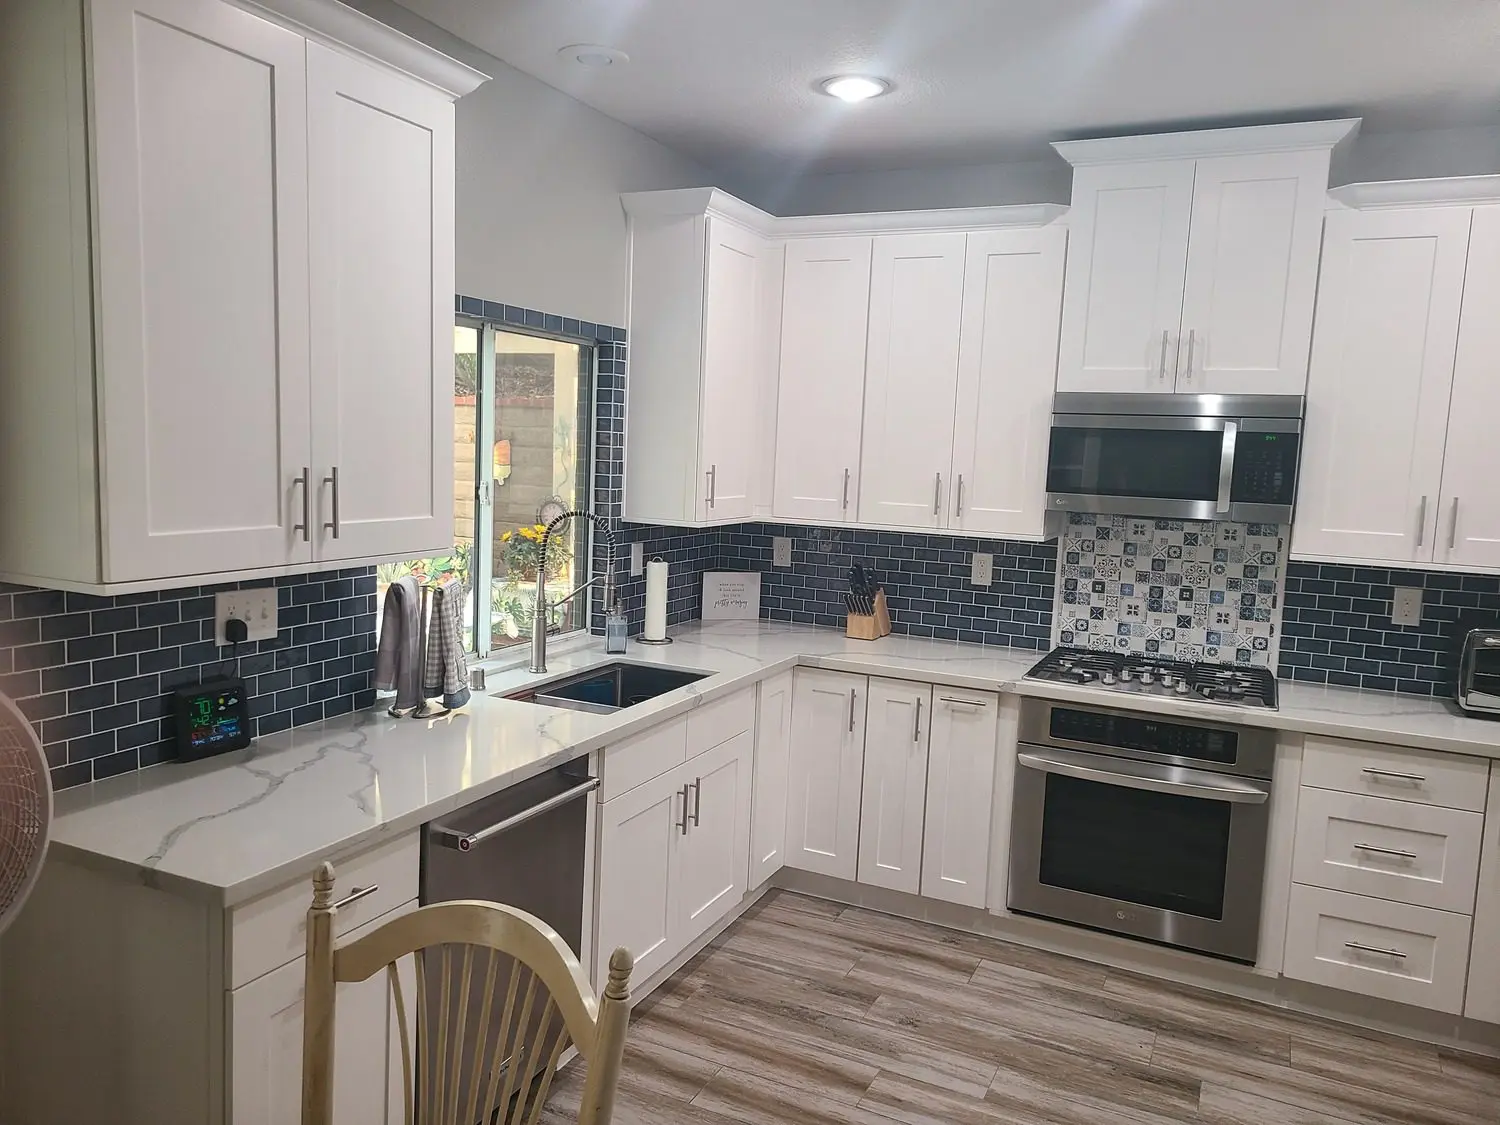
[
  {"x1": 189, "y1": 690, "x2": 243, "y2": 746},
  {"x1": 173, "y1": 677, "x2": 252, "y2": 760}
]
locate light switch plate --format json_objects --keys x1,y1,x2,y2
[
  {"x1": 773, "y1": 537, "x2": 793, "y2": 567},
  {"x1": 1392, "y1": 586, "x2": 1423, "y2": 627},
  {"x1": 630, "y1": 541, "x2": 644, "y2": 577},
  {"x1": 971, "y1": 552, "x2": 994, "y2": 587},
  {"x1": 215, "y1": 588, "x2": 278, "y2": 645}
]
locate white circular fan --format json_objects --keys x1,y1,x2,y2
[{"x1": 0, "y1": 692, "x2": 50, "y2": 936}]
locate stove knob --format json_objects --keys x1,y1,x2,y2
[
  {"x1": 1176, "y1": 680, "x2": 1192, "y2": 695},
  {"x1": 1138, "y1": 671, "x2": 1155, "y2": 686},
  {"x1": 1078, "y1": 670, "x2": 1097, "y2": 683},
  {"x1": 1159, "y1": 673, "x2": 1174, "y2": 688},
  {"x1": 1100, "y1": 672, "x2": 1117, "y2": 686},
  {"x1": 1119, "y1": 669, "x2": 1134, "y2": 683}
]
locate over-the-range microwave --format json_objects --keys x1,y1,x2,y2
[{"x1": 1045, "y1": 393, "x2": 1304, "y2": 524}]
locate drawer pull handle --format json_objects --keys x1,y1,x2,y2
[
  {"x1": 332, "y1": 884, "x2": 379, "y2": 911},
  {"x1": 938, "y1": 696, "x2": 984, "y2": 708},
  {"x1": 1361, "y1": 767, "x2": 1427, "y2": 785},
  {"x1": 1344, "y1": 940, "x2": 1407, "y2": 960},
  {"x1": 1353, "y1": 842, "x2": 1418, "y2": 862}
]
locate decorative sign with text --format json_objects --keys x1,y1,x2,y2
[{"x1": 702, "y1": 571, "x2": 761, "y2": 621}]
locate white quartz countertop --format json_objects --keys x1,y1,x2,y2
[{"x1": 49, "y1": 621, "x2": 1500, "y2": 906}]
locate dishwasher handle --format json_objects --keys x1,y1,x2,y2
[{"x1": 433, "y1": 775, "x2": 600, "y2": 852}]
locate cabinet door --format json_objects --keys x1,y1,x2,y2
[
  {"x1": 857, "y1": 679, "x2": 930, "y2": 894},
  {"x1": 921, "y1": 690, "x2": 1000, "y2": 909},
  {"x1": 1465, "y1": 765, "x2": 1500, "y2": 1024},
  {"x1": 750, "y1": 671, "x2": 794, "y2": 888},
  {"x1": 595, "y1": 770, "x2": 685, "y2": 988},
  {"x1": 950, "y1": 227, "x2": 1066, "y2": 538},
  {"x1": 698, "y1": 217, "x2": 764, "y2": 523},
  {"x1": 1056, "y1": 160, "x2": 1196, "y2": 393},
  {"x1": 307, "y1": 42, "x2": 455, "y2": 562},
  {"x1": 1293, "y1": 208, "x2": 1470, "y2": 564},
  {"x1": 1177, "y1": 151, "x2": 1328, "y2": 395},
  {"x1": 785, "y1": 669, "x2": 866, "y2": 880},
  {"x1": 858, "y1": 233, "x2": 966, "y2": 528},
  {"x1": 773, "y1": 237, "x2": 872, "y2": 522},
  {"x1": 676, "y1": 732, "x2": 752, "y2": 945},
  {"x1": 1438, "y1": 205, "x2": 1500, "y2": 569},
  {"x1": 89, "y1": 0, "x2": 312, "y2": 581},
  {"x1": 230, "y1": 903, "x2": 413, "y2": 1125}
]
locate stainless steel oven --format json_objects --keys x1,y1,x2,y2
[
  {"x1": 1045, "y1": 393, "x2": 1303, "y2": 523},
  {"x1": 1008, "y1": 699, "x2": 1276, "y2": 963}
]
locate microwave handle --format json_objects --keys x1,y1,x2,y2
[
  {"x1": 1216, "y1": 421, "x2": 1239, "y2": 515},
  {"x1": 1017, "y1": 749, "x2": 1270, "y2": 805}
]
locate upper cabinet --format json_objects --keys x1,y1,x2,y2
[
  {"x1": 621, "y1": 191, "x2": 782, "y2": 526},
  {"x1": 0, "y1": 0, "x2": 484, "y2": 591},
  {"x1": 1054, "y1": 120, "x2": 1358, "y2": 396}
]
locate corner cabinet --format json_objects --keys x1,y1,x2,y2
[
  {"x1": 0, "y1": 0, "x2": 483, "y2": 591},
  {"x1": 1054, "y1": 120, "x2": 1357, "y2": 396},
  {"x1": 620, "y1": 190, "x2": 782, "y2": 526}
]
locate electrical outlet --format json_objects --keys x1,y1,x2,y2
[
  {"x1": 630, "y1": 541, "x2": 644, "y2": 577},
  {"x1": 1392, "y1": 586, "x2": 1423, "y2": 627},
  {"x1": 970, "y1": 552, "x2": 994, "y2": 586},
  {"x1": 215, "y1": 588, "x2": 277, "y2": 645},
  {"x1": 773, "y1": 537, "x2": 793, "y2": 567}
]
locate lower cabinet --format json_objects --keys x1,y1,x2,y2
[
  {"x1": 750, "y1": 671, "x2": 794, "y2": 887},
  {"x1": 785, "y1": 668, "x2": 867, "y2": 879},
  {"x1": 230, "y1": 900, "x2": 415, "y2": 1125},
  {"x1": 857, "y1": 679, "x2": 932, "y2": 894},
  {"x1": 921, "y1": 689, "x2": 1000, "y2": 909}
]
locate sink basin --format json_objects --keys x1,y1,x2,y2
[{"x1": 505, "y1": 662, "x2": 710, "y2": 714}]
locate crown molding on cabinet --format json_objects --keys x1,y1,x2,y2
[
  {"x1": 1328, "y1": 176, "x2": 1500, "y2": 210},
  {"x1": 234, "y1": 0, "x2": 490, "y2": 97},
  {"x1": 1053, "y1": 118, "x2": 1361, "y2": 167}
]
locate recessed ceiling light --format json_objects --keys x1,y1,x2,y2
[
  {"x1": 819, "y1": 76, "x2": 890, "y2": 103},
  {"x1": 558, "y1": 43, "x2": 628, "y2": 69}
]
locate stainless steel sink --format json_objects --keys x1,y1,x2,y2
[{"x1": 504, "y1": 662, "x2": 710, "y2": 714}]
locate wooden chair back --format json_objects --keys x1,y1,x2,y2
[{"x1": 300, "y1": 862, "x2": 632, "y2": 1125}]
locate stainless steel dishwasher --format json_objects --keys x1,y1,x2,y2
[{"x1": 422, "y1": 758, "x2": 598, "y2": 1120}]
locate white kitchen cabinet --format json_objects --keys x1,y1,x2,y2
[
  {"x1": 773, "y1": 237, "x2": 873, "y2": 522},
  {"x1": 921, "y1": 689, "x2": 1000, "y2": 909},
  {"x1": 1437, "y1": 205, "x2": 1500, "y2": 570},
  {"x1": 675, "y1": 731, "x2": 753, "y2": 944},
  {"x1": 1465, "y1": 764, "x2": 1500, "y2": 1024},
  {"x1": 595, "y1": 768, "x2": 684, "y2": 987},
  {"x1": 786, "y1": 668, "x2": 867, "y2": 880},
  {"x1": 857, "y1": 679, "x2": 932, "y2": 894},
  {"x1": 858, "y1": 233, "x2": 967, "y2": 528},
  {"x1": 0, "y1": 0, "x2": 482, "y2": 592},
  {"x1": 750, "y1": 671, "x2": 794, "y2": 887},
  {"x1": 950, "y1": 227, "x2": 1067, "y2": 538},
  {"x1": 231, "y1": 902, "x2": 414, "y2": 1125},
  {"x1": 1293, "y1": 207, "x2": 1471, "y2": 564},
  {"x1": 1054, "y1": 121, "x2": 1354, "y2": 396},
  {"x1": 306, "y1": 42, "x2": 455, "y2": 562},
  {"x1": 621, "y1": 191, "x2": 780, "y2": 525}
]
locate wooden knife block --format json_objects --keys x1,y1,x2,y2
[{"x1": 846, "y1": 590, "x2": 891, "y2": 641}]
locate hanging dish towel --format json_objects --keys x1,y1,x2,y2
[
  {"x1": 423, "y1": 578, "x2": 471, "y2": 711},
  {"x1": 374, "y1": 576, "x2": 424, "y2": 712}
]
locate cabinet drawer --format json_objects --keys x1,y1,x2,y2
[
  {"x1": 687, "y1": 689, "x2": 755, "y2": 758},
  {"x1": 230, "y1": 832, "x2": 419, "y2": 988},
  {"x1": 1292, "y1": 788, "x2": 1483, "y2": 913},
  {"x1": 601, "y1": 717, "x2": 687, "y2": 801},
  {"x1": 1283, "y1": 884, "x2": 1472, "y2": 1014},
  {"x1": 1301, "y1": 736, "x2": 1488, "y2": 811}
]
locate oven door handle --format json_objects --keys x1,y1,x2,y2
[{"x1": 1017, "y1": 748, "x2": 1270, "y2": 805}]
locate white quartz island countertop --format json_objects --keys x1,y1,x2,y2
[{"x1": 49, "y1": 620, "x2": 1500, "y2": 906}]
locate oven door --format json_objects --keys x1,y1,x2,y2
[
  {"x1": 1045, "y1": 414, "x2": 1237, "y2": 521},
  {"x1": 1008, "y1": 745, "x2": 1271, "y2": 963}
]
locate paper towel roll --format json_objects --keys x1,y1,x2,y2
[{"x1": 643, "y1": 558, "x2": 669, "y2": 641}]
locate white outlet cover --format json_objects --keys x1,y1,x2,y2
[
  {"x1": 630, "y1": 541, "x2": 644, "y2": 576},
  {"x1": 1392, "y1": 586, "x2": 1423, "y2": 627},
  {"x1": 215, "y1": 588, "x2": 278, "y2": 645},
  {"x1": 773, "y1": 537, "x2": 793, "y2": 567},
  {"x1": 970, "y1": 552, "x2": 994, "y2": 587}
]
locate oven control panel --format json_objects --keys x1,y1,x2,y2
[{"x1": 1049, "y1": 707, "x2": 1236, "y2": 766}]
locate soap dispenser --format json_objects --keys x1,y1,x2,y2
[{"x1": 603, "y1": 572, "x2": 627, "y2": 654}]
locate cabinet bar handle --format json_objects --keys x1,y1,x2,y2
[
  {"x1": 939, "y1": 695, "x2": 983, "y2": 708},
  {"x1": 1449, "y1": 497, "x2": 1460, "y2": 551},
  {"x1": 848, "y1": 689, "x2": 857, "y2": 732},
  {"x1": 690, "y1": 778, "x2": 702, "y2": 826},
  {"x1": 912, "y1": 697, "x2": 922, "y2": 743},
  {"x1": 1415, "y1": 495, "x2": 1427, "y2": 547},
  {"x1": 955, "y1": 475, "x2": 965, "y2": 518},
  {"x1": 1157, "y1": 330, "x2": 1170, "y2": 384},
  {"x1": 933, "y1": 472, "x2": 942, "y2": 516},
  {"x1": 293, "y1": 468, "x2": 311, "y2": 542},
  {"x1": 842, "y1": 468, "x2": 850, "y2": 511},
  {"x1": 1353, "y1": 842, "x2": 1418, "y2": 861},
  {"x1": 331, "y1": 884, "x2": 379, "y2": 911},
  {"x1": 1182, "y1": 329, "x2": 1196, "y2": 385},
  {"x1": 706, "y1": 465, "x2": 716, "y2": 509},
  {"x1": 323, "y1": 466, "x2": 341, "y2": 539},
  {"x1": 1344, "y1": 941, "x2": 1407, "y2": 960},
  {"x1": 1362, "y1": 767, "x2": 1426, "y2": 785},
  {"x1": 677, "y1": 785, "x2": 690, "y2": 835}
]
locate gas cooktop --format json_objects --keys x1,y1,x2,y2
[{"x1": 1024, "y1": 648, "x2": 1278, "y2": 710}]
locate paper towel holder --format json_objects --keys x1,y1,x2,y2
[{"x1": 638, "y1": 554, "x2": 674, "y2": 645}]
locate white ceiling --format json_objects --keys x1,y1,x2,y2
[{"x1": 391, "y1": 0, "x2": 1500, "y2": 174}]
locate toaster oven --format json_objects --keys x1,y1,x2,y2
[{"x1": 1456, "y1": 627, "x2": 1500, "y2": 718}]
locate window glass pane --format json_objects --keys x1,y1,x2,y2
[{"x1": 490, "y1": 333, "x2": 592, "y2": 645}]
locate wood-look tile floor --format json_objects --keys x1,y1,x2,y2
[{"x1": 543, "y1": 891, "x2": 1500, "y2": 1125}]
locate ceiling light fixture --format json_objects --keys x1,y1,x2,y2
[
  {"x1": 819, "y1": 76, "x2": 890, "y2": 103},
  {"x1": 558, "y1": 44, "x2": 628, "y2": 69}
]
